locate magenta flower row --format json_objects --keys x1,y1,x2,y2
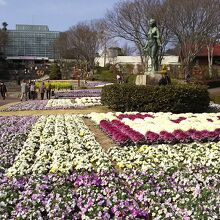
[
  {"x1": 117, "y1": 113, "x2": 190, "y2": 124},
  {"x1": 100, "y1": 120, "x2": 131, "y2": 145},
  {"x1": 117, "y1": 113, "x2": 155, "y2": 120},
  {"x1": 117, "y1": 113, "x2": 220, "y2": 124},
  {"x1": 146, "y1": 129, "x2": 220, "y2": 144},
  {"x1": 100, "y1": 120, "x2": 145, "y2": 145},
  {"x1": 100, "y1": 120, "x2": 220, "y2": 145}
]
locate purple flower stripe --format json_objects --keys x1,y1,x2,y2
[
  {"x1": 0, "y1": 171, "x2": 152, "y2": 219},
  {"x1": 0, "y1": 116, "x2": 38, "y2": 172},
  {"x1": 2, "y1": 100, "x2": 84, "y2": 111},
  {"x1": 55, "y1": 89, "x2": 102, "y2": 98},
  {"x1": 75, "y1": 173, "x2": 102, "y2": 187},
  {"x1": 86, "y1": 81, "x2": 112, "y2": 88},
  {"x1": 3, "y1": 100, "x2": 48, "y2": 111}
]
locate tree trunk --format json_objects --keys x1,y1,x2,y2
[{"x1": 207, "y1": 45, "x2": 214, "y2": 78}]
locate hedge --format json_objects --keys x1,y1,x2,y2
[{"x1": 101, "y1": 84, "x2": 210, "y2": 113}]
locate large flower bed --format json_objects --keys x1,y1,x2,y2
[
  {"x1": 88, "y1": 112, "x2": 220, "y2": 145},
  {"x1": 0, "y1": 113, "x2": 219, "y2": 219},
  {"x1": 1, "y1": 115, "x2": 149, "y2": 219}
]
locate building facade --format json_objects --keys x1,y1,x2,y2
[
  {"x1": 194, "y1": 44, "x2": 220, "y2": 66},
  {"x1": 96, "y1": 55, "x2": 179, "y2": 73},
  {"x1": 5, "y1": 24, "x2": 60, "y2": 61}
]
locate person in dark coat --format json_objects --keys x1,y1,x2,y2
[
  {"x1": 39, "y1": 82, "x2": 46, "y2": 100},
  {"x1": 46, "y1": 80, "x2": 52, "y2": 99},
  {"x1": 159, "y1": 64, "x2": 171, "y2": 86},
  {"x1": 0, "y1": 82, "x2": 7, "y2": 100},
  {"x1": 159, "y1": 73, "x2": 171, "y2": 86}
]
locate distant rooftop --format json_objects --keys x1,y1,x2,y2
[{"x1": 16, "y1": 24, "x2": 49, "y2": 31}]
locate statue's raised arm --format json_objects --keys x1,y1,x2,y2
[{"x1": 144, "y1": 18, "x2": 161, "y2": 73}]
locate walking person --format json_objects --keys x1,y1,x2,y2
[
  {"x1": 20, "y1": 80, "x2": 27, "y2": 101},
  {"x1": 30, "y1": 81, "x2": 36, "y2": 100},
  {"x1": 27, "y1": 81, "x2": 32, "y2": 100},
  {"x1": 46, "y1": 80, "x2": 52, "y2": 99},
  {"x1": 0, "y1": 82, "x2": 7, "y2": 100},
  {"x1": 39, "y1": 82, "x2": 45, "y2": 100},
  {"x1": 116, "y1": 74, "x2": 121, "y2": 83}
]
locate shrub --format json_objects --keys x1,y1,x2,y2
[
  {"x1": 92, "y1": 70, "x2": 116, "y2": 83},
  {"x1": 101, "y1": 84, "x2": 210, "y2": 113},
  {"x1": 35, "y1": 82, "x2": 72, "y2": 90},
  {"x1": 96, "y1": 66, "x2": 110, "y2": 74},
  {"x1": 124, "y1": 74, "x2": 136, "y2": 84},
  {"x1": 49, "y1": 64, "x2": 61, "y2": 80}
]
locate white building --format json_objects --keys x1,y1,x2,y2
[{"x1": 95, "y1": 55, "x2": 179, "y2": 70}]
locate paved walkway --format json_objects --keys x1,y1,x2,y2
[
  {"x1": 0, "y1": 98, "x2": 20, "y2": 107},
  {"x1": 208, "y1": 87, "x2": 220, "y2": 94},
  {"x1": 0, "y1": 106, "x2": 111, "y2": 116}
]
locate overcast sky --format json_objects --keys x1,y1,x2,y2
[{"x1": 0, "y1": 0, "x2": 120, "y2": 31}]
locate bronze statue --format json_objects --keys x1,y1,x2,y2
[{"x1": 144, "y1": 18, "x2": 161, "y2": 72}]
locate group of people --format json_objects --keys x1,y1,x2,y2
[
  {"x1": 0, "y1": 82, "x2": 7, "y2": 100},
  {"x1": 20, "y1": 80, "x2": 52, "y2": 101}
]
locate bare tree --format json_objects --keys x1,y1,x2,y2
[
  {"x1": 121, "y1": 43, "x2": 137, "y2": 55},
  {"x1": 105, "y1": 0, "x2": 170, "y2": 65},
  {"x1": 164, "y1": 0, "x2": 220, "y2": 76},
  {"x1": 53, "y1": 32, "x2": 76, "y2": 59},
  {"x1": 93, "y1": 19, "x2": 115, "y2": 67},
  {"x1": 67, "y1": 22, "x2": 100, "y2": 70}
]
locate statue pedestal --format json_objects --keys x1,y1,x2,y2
[
  {"x1": 136, "y1": 72, "x2": 162, "y2": 86},
  {"x1": 135, "y1": 75, "x2": 147, "y2": 85}
]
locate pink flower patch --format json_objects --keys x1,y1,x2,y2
[
  {"x1": 207, "y1": 118, "x2": 213, "y2": 122},
  {"x1": 170, "y1": 117, "x2": 187, "y2": 124},
  {"x1": 160, "y1": 131, "x2": 176, "y2": 144},
  {"x1": 145, "y1": 131, "x2": 160, "y2": 143}
]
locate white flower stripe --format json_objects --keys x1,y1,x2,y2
[{"x1": 7, "y1": 115, "x2": 112, "y2": 176}]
